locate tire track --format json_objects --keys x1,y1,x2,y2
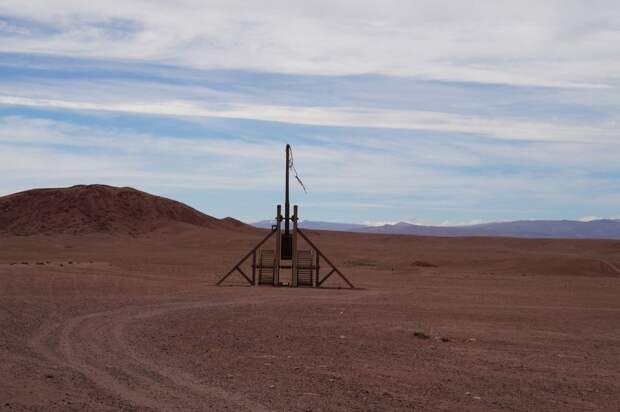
[{"x1": 29, "y1": 298, "x2": 274, "y2": 411}]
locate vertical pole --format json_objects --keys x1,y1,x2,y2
[
  {"x1": 275, "y1": 204, "x2": 282, "y2": 286},
  {"x1": 285, "y1": 144, "x2": 290, "y2": 235},
  {"x1": 292, "y1": 205, "x2": 298, "y2": 287},
  {"x1": 281, "y1": 144, "x2": 293, "y2": 260},
  {"x1": 314, "y1": 252, "x2": 319, "y2": 288},
  {"x1": 252, "y1": 251, "x2": 257, "y2": 286}
]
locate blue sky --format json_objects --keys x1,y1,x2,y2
[{"x1": 1, "y1": 1, "x2": 619, "y2": 225}]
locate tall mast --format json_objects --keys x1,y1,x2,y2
[{"x1": 285, "y1": 144, "x2": 291, "y2": 235}]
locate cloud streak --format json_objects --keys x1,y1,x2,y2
[
  {"x1": 2, "y1": 95, "x2": 617, "y2": 145},
  {"x1": 1, "y1": 1, "x2": 620, "y2": 88}
]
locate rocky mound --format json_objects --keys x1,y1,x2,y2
[{"x1": 0, "y1": 184, "x2": 248, "y2": 235}]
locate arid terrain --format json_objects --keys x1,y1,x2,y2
[{"x1": 1, "y1": 186, "x2": 620, "y2": 411}]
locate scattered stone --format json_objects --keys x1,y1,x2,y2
[
  {"x1": 21, "y1": 262, "x2": 28, "y2": 265},
  {"x1": 414, "y1": 331, "x2": 431, "y2": 340},
  {"x1": 339, "y1": 335, "x2": 346, "y2": 339},
  {"x1": 441, "y1": 337, "x2": 451, "y2": 342},
  {"x1": 268, "y1": 384, "x2": 275, "y2": 389},
  {"x1": 46, "y1": 374, "x2": 54, "y2": 379}
]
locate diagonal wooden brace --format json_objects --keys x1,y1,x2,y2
[
  {"x1": 216, "y1": 228, "x2": 277, "y2": 286},
  {"x1": 297, "y1": 229, "x2": 354, "y2": 288}
]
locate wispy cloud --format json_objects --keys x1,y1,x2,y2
[
  {"x1": 1, "y1": 1, "x2": 620, "y2": 87},
  {"x1": 2, "y1": 95, "x2": 618, "y2": 145}
]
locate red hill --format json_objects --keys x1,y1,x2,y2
[{"x1": 0, "y1": 184, "x2": 250, "y2": 236}]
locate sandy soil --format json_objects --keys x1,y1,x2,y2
[{"x1": 1, "y1": 224, "x2": 620, "y2": 411}]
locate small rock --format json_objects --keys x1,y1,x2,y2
[
  {"x1": 414, "y1": 331, "x2": 431, "y2": 340},
  {"x1": 269, "y1": 385, "x2": 275, "y2": 389},
  {"x1": 473, "y1": 396, "x2": 481, "y2": 400}
]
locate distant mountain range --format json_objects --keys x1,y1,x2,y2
[
  {"x1": 252, "y1": 220, "x2": 368, "y2": 232},
  {"x1": 251, "y1": 219, "x2": 620, "y2": 240}
]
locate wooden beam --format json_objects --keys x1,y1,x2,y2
[
  {"x1": 236, "y1": 266, "x2": 253, "y2": 284},
  {"x1": 318, "y1": 268, "x2": 336, "y2": 286},
  {"x1": 297, "y1": 229, "x2": 354, "y2": 288},
  {"x1": 252, "y1": 251, "x2": 256, "y2": 285},
  {"x1": 275, "y1": 206, "x2": 282, "y2": 286},
  {"x1": 216, "y1": 228, "x2": 277, "y2": 286},
  {"x1": 292, "y1": 205, "x2": 298, "y2": 287},
  {"x1": 314, "y1": 252, "x2": 319, "y2": 288}
]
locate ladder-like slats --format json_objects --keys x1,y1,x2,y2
[
  {"x1": 259, "y1": 249, "x2": 276, "y2": 285},
  {"x1": 296, "y1": 250, "x2": 314, "y2": 286}
]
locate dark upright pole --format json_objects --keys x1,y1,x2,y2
[
  {"x1": 281, "y1": 144, "x2": 293, "y2": 259},
  {"x1": 285, "y1": 144, "x2": 290, "y2": 235}
]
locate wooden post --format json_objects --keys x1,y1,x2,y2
[
  {"x1": 314, "y1": 252, "x2": 319, "y2": 288},
  {"x1": 216, "y1": 228, "x2": 277, "y2": 286},
  {"x1": 275, "y1": 204, "x2": 282, "y2": 286},
  {"x1": 292, "y1": 205, "x2": 298, "y2": 287},
  {"x1": 252, "y1": 250, "x2": 257, "y2": 286},
  {"x1": 296, "y1": 228, "x2": 354, "y2": 289}
]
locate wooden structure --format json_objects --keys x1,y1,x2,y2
[{"x1": 216, "y1": 145, "x2": 354, "y2": 288}]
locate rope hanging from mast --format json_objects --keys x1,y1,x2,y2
[{"x1": 287, "y1": 145, "x2": 307, "y2": 193}]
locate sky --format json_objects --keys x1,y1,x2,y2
[{"x1": 1, "y1": 0, "x2": 619, "y2": 225}]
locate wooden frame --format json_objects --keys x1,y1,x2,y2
[
  {"x1": 216, "y1": 204, "x2": 354, "y2": 289},
  {"x1": 215, "y1": 227, "x2": 277, "y2": 286}
]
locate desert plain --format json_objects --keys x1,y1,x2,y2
[{"x1": 1, "y1": 186, "x2": 620, "y2": 411}]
